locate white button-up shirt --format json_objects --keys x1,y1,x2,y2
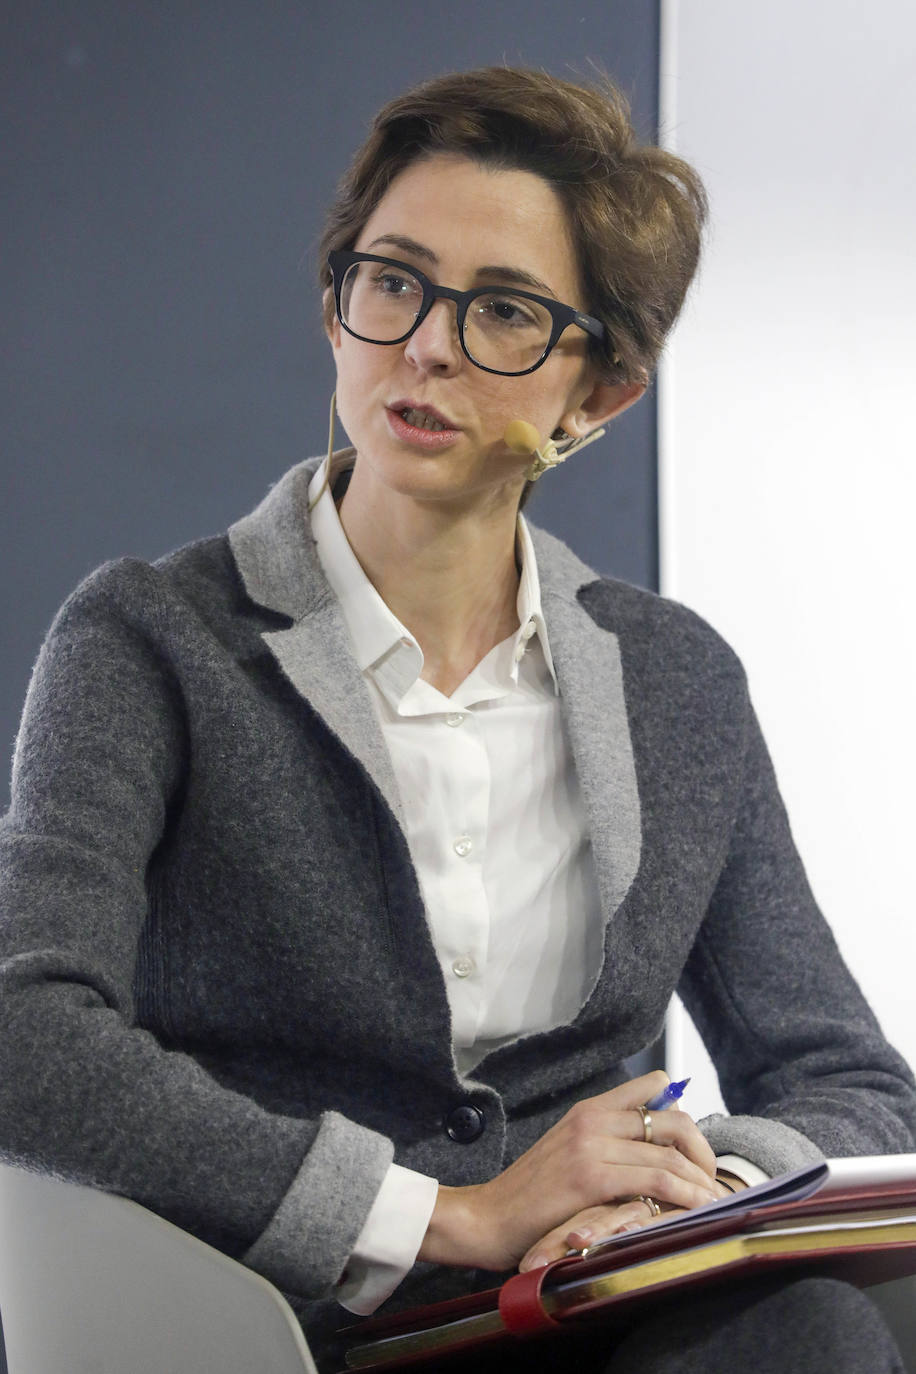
[
  {"x1": 308, "y1": 458, "x2": 602, "y2": 1311},
  {"x1": 309, "y1": 460, "x2": 603, "y2": 1076}
]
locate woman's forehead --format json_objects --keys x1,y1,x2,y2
[{"x1": 354, "y1": 154, "x2": 581, "y2": 300}]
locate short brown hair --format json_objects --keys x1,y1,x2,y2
[{"x1": 318, "y1": 67, "x2": 707, "y2": 383}]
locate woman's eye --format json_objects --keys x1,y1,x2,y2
[
  {"x1": 476, "y1": 295, "x2": 537, "y2": 328},
  {"x1": 372, "y1": 271, "x2": 419, "y2": 297}
]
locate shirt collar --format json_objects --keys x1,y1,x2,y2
[
  {"x1": 307, "y1": 454, "x2": 559, "y2": 708},
  {"x1": 308, "y1": 455, "x2": 412, "y2": 675},
  {"x1": 515, "y1": 513, "x2": 558, "y2": 691}
]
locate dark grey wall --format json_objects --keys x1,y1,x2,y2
[{"x1": 1, "y1": 0, "x2": 660, "y2": 815}]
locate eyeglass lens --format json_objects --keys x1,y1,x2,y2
[{"x1": 339, "y1": 261, "x2": 554, "y2": 374}]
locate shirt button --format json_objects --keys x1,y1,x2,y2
[
  {"x1": 513, "y1": 641, "x2": 526, "y2": 662},
  {"x1": 453, "y1": 835, "x2": 473, "y2": 858},
  {"x1": 522, "y1": 620, "x2": 537, "y2": 640},
  {"x1": 446, "y1": 712, "x2": 466, "y2": 728},
  {"x1": 451, "y1": 955, "x2": 475, "y2": 979},
  {"x1": 445, "y1": 1104, "x2": 486, "y2": 1143},
  {"x1": 399, "y1": 636, "x2": 412, "y2": 648}
]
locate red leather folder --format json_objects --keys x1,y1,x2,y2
[{"x1": 338, "y1": 1155, "x2": 916, "y2": 1371}]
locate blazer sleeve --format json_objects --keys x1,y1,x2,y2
[
  {"x1": 678, "y1": 696, "x2": 916, "y2": 1173},
  {"x1": 0, "y1": 567, "x2": 393, "y2": 1298}
]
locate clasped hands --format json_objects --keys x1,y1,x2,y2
[{"x1": 420, "y1": 1071, "x2": 731, "y2": 1275}]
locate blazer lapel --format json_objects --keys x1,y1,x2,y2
[
  {"x1": 228, "y1": 460, "x2": 406, "y2": 830},
  {"x1": 533, "y1": 527, "x2": 642, "y2": 934}
]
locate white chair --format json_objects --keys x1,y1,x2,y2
[{"x1": 0, "y1": 1163, "x2": 319, "y2": 1373}]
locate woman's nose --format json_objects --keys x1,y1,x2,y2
[{"x1": 403, "y1": 298, "x2": 463, "y2": 374}]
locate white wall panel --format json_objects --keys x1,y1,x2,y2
[{"x1": 661, "y1": 0, "x2": 916, "y2": 1119}]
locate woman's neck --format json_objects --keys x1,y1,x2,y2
[{"x1": 337, "y1": 463, "x2": 523, "y2": 697}]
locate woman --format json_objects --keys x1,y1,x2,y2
[{"x1": 0, "y1": 67, "x2": 913, "y2": 1372}]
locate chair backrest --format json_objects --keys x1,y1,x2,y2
[{"x1": 0, "y1": 1163, "x2": 318, "y2": 1374}]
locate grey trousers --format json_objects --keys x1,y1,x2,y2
[
  {"x1": 413, "y1": 1276, "x2": 906, "y2": 1374},
  {"x1": 608, "y1": 1276, "x2": 905, "y2": 1373}
]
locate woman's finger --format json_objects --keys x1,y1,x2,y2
[
  {"x1": 622, "y1": 1104, "x2": 718, "y2": 1178},
  {"x1": 519, "y1": 1198, "x2": 666, "y2": 1272},
  {"x1": 557, "y1": 1101, "x2": 719, "y2": 1199},
  {"x1": 586, "y1": 1151, "x2": 719, "y2": 1213},
  {"x1": 597, "y1": 1097, "x2": 714, "y2": 1176},
  {"x1": 599, "y1": 1071, "x2": 671, "y2": 1113},
  {"x1": 590, "y1": 1075, "x2": 718, "y2": 1178}
]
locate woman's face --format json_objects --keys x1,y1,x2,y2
[{"x1": 327, "y1": 154, "x2": 625, "y2": 510}]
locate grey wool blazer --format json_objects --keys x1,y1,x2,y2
[{"x1": 1, "y1": 457, "x2": 914, "y2": 1343}]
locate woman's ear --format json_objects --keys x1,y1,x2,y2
[
  {"x1": 561, "y1": 374, "x2": 647, "y2": 439},
  {"x1": 323, "y1": 289, "x2": 341, "y2": 348}
]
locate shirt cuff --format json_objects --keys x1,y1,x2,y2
[
  {"x1": 716, "y1": 1153, "x2": 770, "y2": 1189},
  {"x1": 336, "y1": 1163, "x2": 439, "y2": 1316}
]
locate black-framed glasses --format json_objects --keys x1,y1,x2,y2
[{"x1": 327, "y1": 250, "x2": 606, "y2": 377}]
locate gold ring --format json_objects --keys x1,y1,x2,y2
[
  {"x1": 636, "y1": 1103, "x2": 652, "y2": 1143},
  {"x1": 634, "y1": 1194, "x2": 661, "y2": 1217}
]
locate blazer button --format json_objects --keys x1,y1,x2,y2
[{"x1": 445, "y1": 1104, "x2": 485, "y2": 1143}]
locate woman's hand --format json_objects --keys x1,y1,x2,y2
[{"x1": 418, "y1": 1071, "x2": 723, "y2": 1274}]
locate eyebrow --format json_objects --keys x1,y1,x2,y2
[{"x1": 364, "y1": 233, "x2": 559, "y2": 299}]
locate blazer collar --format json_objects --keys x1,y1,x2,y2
[{"x1": 229, "y1": 460, "x2": 641, "y2": 928}]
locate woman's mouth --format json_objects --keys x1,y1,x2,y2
[
  {"x1": 400, "y1": 406, "x2": 449, "y2": 432},
  {"x1": 386, "y1": 403, "x2": 460, "y2": 447}
]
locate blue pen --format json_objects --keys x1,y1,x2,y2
[{"x1": 644, "y1": 1077, "x2": 690, "y2": 1111}]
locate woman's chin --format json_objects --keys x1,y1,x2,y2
[{"x1": 351, "y1": 446, "x2": 526, "y2": 512}]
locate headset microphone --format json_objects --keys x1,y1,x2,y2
[
  {"x1": 503, "y1": 420, "x2": 543, "y2": 456},
  {"x1": 502, "y1": 420, "x2": 607, "y2": 482}
]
